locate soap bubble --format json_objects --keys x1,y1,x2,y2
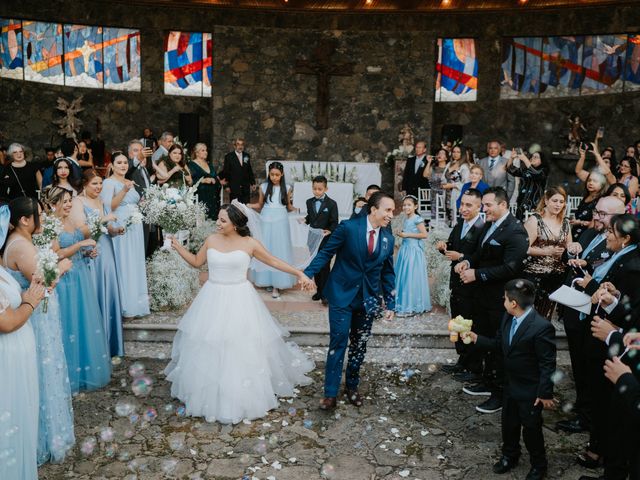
[
  {"x1": 128, "y1": 362, "x2": 145, "y2": 378},
  {"x1": 115, "y1": 400, "x2": 136, "y2": 417},
  {"x1": 100, "y1": 427, "x2": 115, "y2": 442},
  {"x1": 131, "y1": 376, "x2": 153, "y2": 396},
  {"x1": 162, "y1": 458, "x2": 178, "y2": 474},
  {"x1": 287, "y1": 407, "x2": 297, "y2": 416},
  {"x1": 321, "y1": 463, "x2": 336, "y2": 478},
  {"x1": 303, "y1": 419, "x2": 314, "y2": 429},
  {"x1": 176, "y1": 406, "x2": 186, "y2": 417},
  {"x1": 253, "y1": 439, "x2": 267, "y2": 455},
  {"x1": 144, "y1": 408, "x2": 158, "y2": 422},
  {"x1": 81, "y1": 436, "x2": 97, "y2": 455}
]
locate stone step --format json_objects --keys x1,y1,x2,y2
[{"x1": 124, "y1": 295, "x2": 569, "y2": 350}]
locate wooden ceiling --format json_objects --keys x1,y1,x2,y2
[{"x1": 157, "y1": 0, "x2": 636, "y2": 12}]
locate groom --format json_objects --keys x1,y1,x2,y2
[{"x1": 303, "y1": 191, "x2": 396, "y2": 410}]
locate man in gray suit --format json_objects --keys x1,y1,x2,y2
[{"x1": 478, "y1": 140, "x2": 515, "y2": 199}]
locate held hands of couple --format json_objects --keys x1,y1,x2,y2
[{"x1": 297, "y1": 273, "x2": 315, "y2": 292}]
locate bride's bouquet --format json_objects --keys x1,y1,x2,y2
[
  {"x1": 33, "y1": 213, "x2": 63, "y2": 248},
  {"x1": 139, "y1": 183, "x2": 206, "y2": 235}
]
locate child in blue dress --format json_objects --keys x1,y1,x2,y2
[
  {"x1": 248, "y1": 162, "x2": 297, "y2": 298},
  {"x1": 395, "y1": 195, "x2": 432, "y2": 317}
]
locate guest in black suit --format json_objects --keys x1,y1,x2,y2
[
  {"x1": 556, "y1": 196, "x2": 625, "y2": 435},
  {"x1": 401, "y1": 141, "x2": 431, "y2": 197},
  {"x1": 126, "y1": 139, "x2": 156, "y2": 257},
  {"x1": 222, "y1": 138, "x2": 255, "y2": 204},
  {"x1": 572, "y1": 214, "x2": 640, "y2": 475},
  {"x1": 467, "y1": 279, "x2": 556, "y2": 480},
  {"x1": 437, "y1": 188, "x2": 485, "y2": 378},
  {"x1": 303, "y1": 176, "x2": 339, "y2": 303},
  {"x1": 455, "y1": 187, "x2": 529, "y2": 414},
  {"x1": 350, "y1": 185, "x2": 381, "y2": 219}
]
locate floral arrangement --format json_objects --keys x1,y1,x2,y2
[
  {"x1": 138, "y1": 183, "x2": 207, "y2": 234},
  {"x1": 288, "y1": 163, "x2": 358, "y2": 185},
  {"x1": 187, "y1": 218, "x2": 217, "y2": 254},
  {"x1": 87, "y1": 211, "x2": 108, "y2": 242},
  {"x1": 32, "y1": 213, "x2": 63, "y2": 248},
  {"x1": 36, "y1": 247, "x2": 59, "y2": 313},
  {"x1": 146, "y1": 249, "x2": 199, "y2": 311},
  {"x1": 424, "y1": 227, "x2": 452, "y2": 314},
  {"x1": 124, "y1": 206, "x2": 144, "y2": 229}
]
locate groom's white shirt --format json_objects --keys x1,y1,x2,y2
[{"x1": 366, "y1": 216, "x2": 380, "y2": 252}]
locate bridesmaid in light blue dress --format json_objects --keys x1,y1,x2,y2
[
  {"x1": 3, "y1": 197, "x2": 75, "y2": 465},
  {"x1": 394, "y1": 196, "x2": 432, "y2": 317},
  {"x1": 73, "y1": 170, "x2": 125, "y2": 357},
  {"x1": 248, "y1": 162, "x2": 296, "y2": 298},
  {"x1": 100, "y1": 153, "x2": 150, "y2": 317},
  {"x1": 0, "y1": 204, "x2": 46, "y2": 480},
  {"x1": 45, "y1": 186, "x2": 111, "y2": 393}
]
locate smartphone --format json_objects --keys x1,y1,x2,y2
[
  {"x1": 142, "y1": 138, "x2": 153, "y2": 149},
  {"x1": 516, "y1": 147, "x2": 523, "y2": 155},
  {"x1": 597, "y1": 126, "x2": 605, "y2": 137}
]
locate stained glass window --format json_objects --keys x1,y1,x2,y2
[
  {"x1": 0, "y1": 18, "x2": 24, "y2": 79},
  {"x1": 23, "y1": 21, "x2": 64, "y2": 85},
  {"x1": 164, "y1": 30, "x2": 212, "y2": 97},
  {"x1": 64, "y1": 24, "x2": 103, "y2": 88},
  {"x1": 103, "y1": 27, "x2": 141, "y2": 91},
  {"x1": 435, "y1": 38, "x2": 478, "y2": 102}
]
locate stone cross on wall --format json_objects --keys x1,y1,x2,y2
[{"x1": 295, "y1": 39, "x2": 355, "y2": 130}]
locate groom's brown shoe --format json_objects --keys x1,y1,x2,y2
[
  {"x1": 345, "y1": 389, "x2": 364, "y2": 407},
  {"x1": 319, "y1": 397, "x2": 337, "y2": 411}
]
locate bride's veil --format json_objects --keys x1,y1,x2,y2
[{"x1": 230, "y1": 200, "x2": 325, "y2": 272}]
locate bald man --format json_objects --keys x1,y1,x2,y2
[{"x1": 556, "y1": 195, "x2": 625, "y2": 435}]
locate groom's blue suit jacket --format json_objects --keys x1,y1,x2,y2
[{"x1": 304, "y1": 215, "x2": 396, "y2": 313}]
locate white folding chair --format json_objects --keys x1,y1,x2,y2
[
  {"x1": 567, "y1": 196, "x2": 582, "y2": 218},
  {"x1": 509, "y1": 204, "x2": 518, "y2": 216},
  {"x1": 434, "y1": 192, "x2": 447, "y2": 226},
  {"x1": 418, "y1": 188, "x2": 432, "y2": 218}
]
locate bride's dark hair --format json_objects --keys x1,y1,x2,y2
[{"x1": 221, "y1": 204, "x2": 251, "y2": 237}]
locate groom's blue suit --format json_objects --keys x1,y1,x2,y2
[{"x1": 304, "y1": 214, "x2": 395, "y2": 397}]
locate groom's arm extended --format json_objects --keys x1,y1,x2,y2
[
  {"x1": 304, "y1": 221, "x2": 347, "y2": 278},
  {"x1": 381, "y1": 244, "x2": 396, "y2": 311}
]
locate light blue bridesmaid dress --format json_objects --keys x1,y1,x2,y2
[
  {"x1": 0, "y1": 266, "x2": 39, "y2": 480},
  {"x1": 3, "y1": 241, "x2": 75, "y2": 465},
  {"x1": 100, "y1": 178, "x2": 150, "y2": 317},
  {"x1": 394, "y1": 215, "x2": 432, "y2": 315},
  {"x1": 250, "y1": 183, "x2": 296, "y2": 289},
  {"x1": 57, "y1": 228, "x2": 112, "y2": 392},
  {"x1": 82, "y1": 202, "x2": 124, "y2": 357}
]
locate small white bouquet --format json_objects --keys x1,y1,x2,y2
[
  {"x1": 124, "y1": 206, "x2": 144, "y2": 229},
  {"x1": 33, "y1": 213, "x2": 63, "y2": 248},
  {"x1": 36, "y1": 247, "x2": 59, "y2": 313},
  {"x1": 87, "y1": 211, "x2": 109, "y2": 242}
]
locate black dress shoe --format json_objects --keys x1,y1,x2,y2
[
  {"x1": 556, "y1": 417, "x2": 589, "y2": 433},
  {"x1": 493, "y1": 455, "x2": 518, "y2": 474},
  {"x1": 476, "y1": 393, "x2": 503, "y2": 414},
  {"x1": 525, "y1": 466, "x2": 547, "y2": 480},
  {"x1": 312, "y1": 293, "x2": 321, "y2": 301}
]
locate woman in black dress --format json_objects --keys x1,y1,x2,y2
[
  {"x1": 188, "y1": 143, "x2": 221, "y2": 220},
  {"x1": 0, "y1": 143, "x2": 42, "y2": 200},
  {"x1": 570, "y1": 170, "x2": 608, "y2": 240},
  {"x1": 506, "y1": 149, "x2": 548, "y2": 220}
]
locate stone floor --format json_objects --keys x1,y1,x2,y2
[{"x1": 39, "y1": 359, "x2": 594, "y2": 480}]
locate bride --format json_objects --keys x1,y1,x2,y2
[{"x1": 165, "y1": 202, "x2": 315, "y2": 424}]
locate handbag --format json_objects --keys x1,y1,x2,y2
[{"x1": 549, "y1": 278, "x2": 592, "y2": 315}]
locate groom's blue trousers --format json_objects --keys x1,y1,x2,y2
[{"x1": 325, "y1": 296, "x2": 374, "y2": 397}]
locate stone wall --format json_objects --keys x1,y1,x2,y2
[{"x1": 0, "y1": 0, "x2": 639, "y2": 182}]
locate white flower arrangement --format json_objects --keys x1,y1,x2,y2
[
  {"x1": 139, "y1": 182, "x2": 207, "y2": 234},
  {"x1": 424, "y1": 227, "x2": 452, "y2": 314},
  {"x1": 87, "y1": 211, "x2": 108, "y2": 242},
  {"x1": 146, "y1": 249, "x2": 200, "y2": 311},
  {"x1": 36, "y1": 247, "x2": 60, "y2": 313},
  {"x1": 33, "y1": 213, "x2": 63, "y2": 248},
  {"x1": 187, "y1": 218, "x2": 217, "y2": 254},
  {"x1": 288, "y1": 163, "x2": 358, "y2": 185}
]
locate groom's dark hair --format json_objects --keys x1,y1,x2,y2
[{"x1": 368, "y1": 191, "x2": 394, "y2": 210}]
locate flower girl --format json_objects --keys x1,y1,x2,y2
[
  {"x1": 248, "y1": 162, "x2": 297, "y2": 298},
  {"x1": 394, "y1": 195, "x2": 431, "y2": 316}
]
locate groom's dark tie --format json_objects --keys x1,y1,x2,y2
[{"x1": 368, "y1": 230, "x2": 375, "y2": 255}]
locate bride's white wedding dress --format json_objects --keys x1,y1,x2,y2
[{"x1": 164, "y1": 248, "x2": 315, "y2": 424}]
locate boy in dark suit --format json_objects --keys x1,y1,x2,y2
[
  {"x1": 466, "y1": 279, "x2": 556, "y2": 480},
  {"x1": 304, "y1": 176, "x2": 339, "y2": 303}
]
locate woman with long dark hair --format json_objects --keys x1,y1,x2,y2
[
  {"x1": 51, "y1": 158, "x2": 80, "y2": 196},
  {"x1": 156, "y1": 144, "x2": 192, "y2": 188},
  {"x1": 3, "y1": 197, "x2": 75, "y2": 464},
  {"x1": 570, "y1": 171, "x2": 608, "y2": 240},
  {"x1": 247, "y1": 162, "x2": 297, "y2": 298},
  {"x1": 165, "y1": 203, "x2": 313, "y2": 424}
]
